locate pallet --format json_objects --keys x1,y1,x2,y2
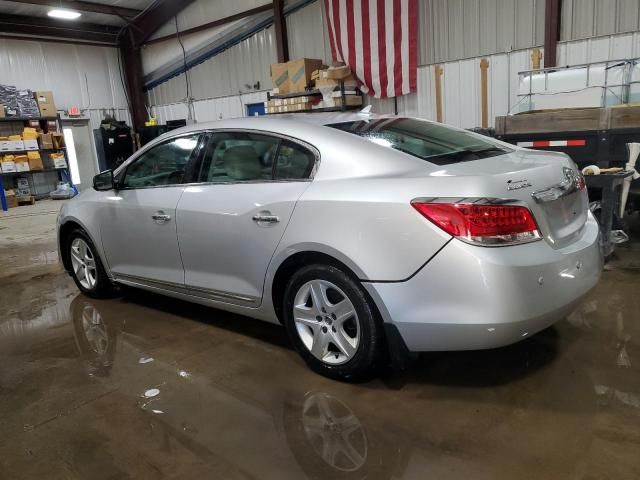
[{"x1": 16, "y1": 195, "x2": 35, "y2": 206}]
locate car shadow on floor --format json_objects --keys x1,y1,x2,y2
[{"x1": 110, "y1": 286, "x2": 561, "y2": 389}]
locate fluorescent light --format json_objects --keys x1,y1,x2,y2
[
  {"x1": 63, "y1": 128, "x2": 81, "y2": 185},
  {"x1": 48, "y1": 9, "x2": 82, "y2": 20}
]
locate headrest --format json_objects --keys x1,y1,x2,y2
[{"x1": 223, "y1": 145, "x2": 261, "y2": 180}]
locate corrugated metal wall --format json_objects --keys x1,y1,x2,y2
[
  {"x1": 0, "y1": 38, "x2": 130, "y2": 129},
  {"x1": 561, "y1": 0, "x2": 640, "y2": 40},
  {"x1": 286, "y1": 0, "x2": 332, "y2": 61},
  {"x1": 420, "y1": 0, "x2": 545, "y2": 65},
  {"x1": 146, "y1": 26, "x2": 276, "y2": 107}
]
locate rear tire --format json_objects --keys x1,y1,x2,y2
[
  {"x1": 283, "y1": 264, "x2": 383, "y2": 381},
  {"x1": 67, "y1": 229, "x2": 114, "y2": 298}
]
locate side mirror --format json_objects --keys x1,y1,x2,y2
[{"x1": 93, "y1": 170, "x2": 115, "y2": 191}]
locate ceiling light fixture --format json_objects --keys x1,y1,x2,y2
[{"x1": 47, "y1": 9, "x2": 82, "y2": 20}]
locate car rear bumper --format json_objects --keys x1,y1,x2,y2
[{"x1": 363, "y1": 212, "x2": 602, "y2": 352}]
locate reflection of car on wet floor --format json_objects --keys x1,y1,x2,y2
[{"x1": 70, "y1": 296, "x2": 597, "y2": 480}]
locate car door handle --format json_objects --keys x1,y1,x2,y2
[
  {"x1": 151, "y1": 213, "x2": 171, "y2": 223},
  {"x1": 252, "y1": 214, "x2": 280, "y2": 224}
]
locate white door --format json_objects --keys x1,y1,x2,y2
[
  {"x1": 176, "y1": 132, "x2": 316, "y2": 305},
  {"x1": 99, "y1": 134, "x2": 202, "y2": 285}
]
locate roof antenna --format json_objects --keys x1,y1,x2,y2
[{"x1": 359, "y1": 105, "x2": 372, "y2": 115}]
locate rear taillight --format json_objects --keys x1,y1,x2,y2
[{"x1": 412, "y1": 201, "x2": 542, "y2": 246}]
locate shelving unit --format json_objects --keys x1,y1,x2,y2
[
  {"x1": 0, "y1": 115, "x2": 77, "y2": 212},
  {"x1": 266, "y1": 80, "x2": 363, "y2": 114}
]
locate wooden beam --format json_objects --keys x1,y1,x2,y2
[
  {"x1": 531, "y1": 47, "x2": 543, "y2": 70},
  {"x1": 434, "y1": 64, "x2": 443, "y2": 122},
  {"x1": 544, "y1": 0, "x2": 561, "y2": 68},
  {"x1": 9, "y1": 0, "x2": 141, "y2": 18},
  {"x1": 273, "y1": 0, "x2": 289, "y2": 63},
  {"x1": 129, "y1": 0, "x2": 196, "y2": 46},
  {"x1": 480, "y1": 58, "x2": 489, "y2": 128},
  {"x1": 145, "y1": 4, "x2": 273, "y2": 45}
]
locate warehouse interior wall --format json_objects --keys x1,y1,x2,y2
[
  {"x1": 145, "y1": 0, "x2": 640, "y2": 130},
  {"x1": 0, "y1": 38, "x2": 131, "y2": 130}
]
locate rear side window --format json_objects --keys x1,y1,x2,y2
[
  {"x1": 328, "y1": 118, "x2": 512, "y2": 166},
  {"x1": 198, "y1": 132, "x2": 315, "y2": 183}
]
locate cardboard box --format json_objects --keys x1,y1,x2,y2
[
  {"x1": 270, "y1": 62, "x2": 290, "y2": 94},
  {"x1": 0, "y1": 104, "x2": 4, "y2": 118},
  {"x1": 9, "y1": 140, "x2": 24, "y2": 151},
  {"x1": 23, "y1": 139, "x2": 38, "y2": 150},
  {"x1": 1, "y1": 160, "x2": 16, "y2": 173},
  {"x1": 52, "y1": 134, "x2": 65, "y2": 149},
  {"x1": 27, "y1": 155, "x2": 44, "y2": 171},
  {"x1": 0, "y1": 141, "x2": 10, "y2": 152},
  {"x1": 332, "y1": 95, "x2": 363, "y2": 107},
  {"x1": 15, "y1": 160, "x2": 30, "y2": 172},
  {"x1": 33, "y1": 91, "x2": 57, "y2": 117},
  {"x1": 34, "y1": 91, "x2": 55, "y2": 105},
  {"x1": 325, "y1": 65, "x2": 352, "y2": 80},
  {"x1": 17, "y1": 178, "x2": 29, "y2": 189},
  {"x1": 51, "y1": 153, "x2": 67, "y2": 168},
  {"x1": 288, "y1": 58, "x2": 324, "y2": 93},
  {"x1": 4, "y1": 190, "x2": 18, "y2": 209},
  {"x1": 39, "y1": 133, "x2": 53, "y2": 149},
  {"x1": 46, "y1": 120, "x2": 58, "y2": 132},
  {"x1": 38, "y1": 104, "x2": 57, "y2": 117}
]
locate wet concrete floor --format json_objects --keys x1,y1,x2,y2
[{"x1": 1, "y1": 201, "x2": 639, "y2": 479}]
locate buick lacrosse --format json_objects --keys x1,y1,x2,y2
[{"x1": 57, "y1": 113, "x2": 602, "y2": 380}]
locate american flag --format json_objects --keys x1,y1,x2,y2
[{"x1": 323, "y1": 0, "x2": 418, "y2": 99}]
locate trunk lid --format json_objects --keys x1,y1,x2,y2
[{"x1": 441, "y1": 149, "x2": 588, "y2": 248}]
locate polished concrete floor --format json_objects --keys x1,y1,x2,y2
[{"x1": 1, "y1": 200, "x2": 639, "y2": 479}]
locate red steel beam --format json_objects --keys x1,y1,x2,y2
[
  {"x1": 273, "y1": 0, "x2": 289, "y2": 63},
  {"x1": 544, "y1": 0, "x2": 561, "y2": 68}
]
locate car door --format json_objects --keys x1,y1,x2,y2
[
  {"x1": 99, "y1": 133, "x2": 203, "y2": 286},
  {"x1": 176, "y1": 131, "x2": 317, "y2": 306}
]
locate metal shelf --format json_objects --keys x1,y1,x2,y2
[
  {"x1": 1, "y1": 168, "x2": 67, "y2": 175},
  {"x1": 0, "y1": 148, "x2": 65, "y2": 155},
  {"x1": 0, "y1": 116, "x2": 58, "y2": 123}
]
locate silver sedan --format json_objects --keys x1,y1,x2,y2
[{"x1": 57, "y1": 113, "x2": 602, "y2": 380}]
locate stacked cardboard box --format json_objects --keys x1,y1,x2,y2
[
  {"x1": 270, "y1": 58, "x2": 324, "y2": 94},
  {"x1": 1, "y1": 155, "x2": 16, "y2": 173},
  {"x1": 264, "y1": 95, "x2": 320, "y2": 114},
  {"x1": 4, "y1": 190, "x2": 18, "y2": 209},
  {"x1": 51, "y1": 152, "x2": 67, "y2": 168},
  {"x1": 33, "y1": 91, "x2": 57, "y2": 117},
  {"x1": 27, "y1": 151, "x2": 43, "y2": 171}
]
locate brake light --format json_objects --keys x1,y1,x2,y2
[{"x1": 412, "y1": 201, "x2": 542, "y2": 246}]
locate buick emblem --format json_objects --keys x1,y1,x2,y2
[{"x1": 507, "y1": 179, "x2": 532, "y2": 191}]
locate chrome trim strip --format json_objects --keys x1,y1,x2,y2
[{"x1": 112, "y1": 273, "x2": 259, "y2": 306}]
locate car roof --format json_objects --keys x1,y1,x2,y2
[{"x1": 158, "y1": 112, "x2": 398, "y2": 139}]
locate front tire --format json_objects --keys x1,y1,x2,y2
[
  {"x1": 283, "y1": 264, "x2": 383, "y2": 381},
  {"x1": 67, "y1": 229, "x2": 114, "y2": 298}
]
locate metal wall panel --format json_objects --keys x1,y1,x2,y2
[
  {"x1": 146, "y1": 27, "x2": 276, "y2": 106},
  {"x1": 0, "y1": 38, "x2": 128, "y2": 115},
  {"x1": 420, "y1": 0, "x2": 544, "y2": 65},
  {"x1": 286, "y1": 0, "x2": 332, "y2": 61},
  {"x1": 561, "y1": 0, "x2": 640, "y2": 40}
]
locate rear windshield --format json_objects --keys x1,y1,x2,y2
[{"x1": 328, "y1": 118, "x2": 512, "y2": 166}]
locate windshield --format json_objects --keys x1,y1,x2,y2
[{"x1": 328, "y1": 118, "x2": 512, "y2": 165}]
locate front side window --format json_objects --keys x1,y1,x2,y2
[
  {"x1": 199, "y1": 132, "x2": 315, "y2": 183},
  {"x1": 328, "y1": 118, "x2": 512, "y2": 166},
  {"x1": 123, "y1": 135, "x2": 200, "y2": 188}
]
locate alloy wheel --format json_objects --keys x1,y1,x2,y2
[
  {"x1": 70, "y1": 238, "x2": 98, "y2": 290},
  {"x1": 293, "y1": 280, "x2": 361, "y2": 365}
]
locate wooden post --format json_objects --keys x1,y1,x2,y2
[
  {"x1": 480, "y1": 58, "x2": 489, "y2": 129},
  {"x1": 434, "y1": 64, "x2": 443, "y2": 123},
  {"x1": 273, "y1": 0, "x2": 289, "y2": 63},
  {"x1": 531, "y1": 48, "x2": 543, "y2": 70}
]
